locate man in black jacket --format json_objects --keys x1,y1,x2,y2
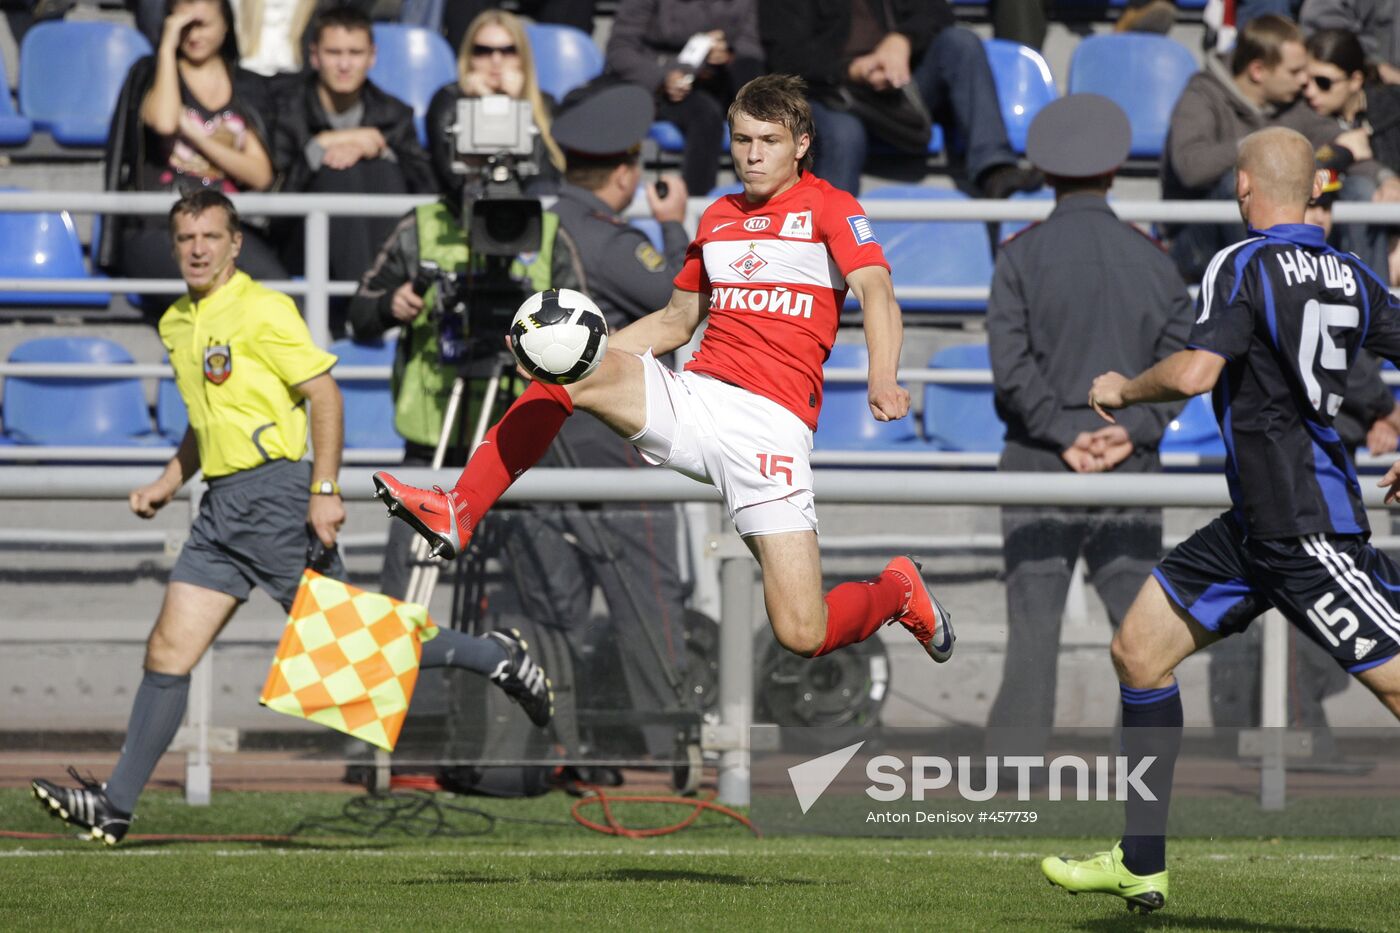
[
  {"x1": 760, "y1": 0, "x2": 1040, "y2": 196},
  {"x1": 271, "y1": 5, "x2": 435, "y2": 309}
]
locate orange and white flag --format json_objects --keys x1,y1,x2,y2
[{"x1": 259, "y1": 570, "x2": 439, "y2": 752}]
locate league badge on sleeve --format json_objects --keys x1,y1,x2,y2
[
  {"x1": 847, "y1": 215, "x2": 878, "y2": 245},
  {"x1": 203, "y1": 343, "x2": 232, "y2": 385}
]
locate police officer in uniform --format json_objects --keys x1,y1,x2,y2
[
  {"x1": 501, "y1": 81, "x2": 697, "y2": 763},
  {"x1": 984, "y1": 95, "x2": 1195, "y2": 741}
]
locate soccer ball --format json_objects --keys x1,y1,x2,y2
[{"x1": 509, "y1": 288, "x2": 609, "y2": 384}]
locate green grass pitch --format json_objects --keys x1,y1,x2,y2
[{"x1": 2, "y1": 788, "x2": 1397, "y2": 931}]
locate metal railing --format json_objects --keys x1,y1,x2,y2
[
  {"x1": 0, "y1": 466, "x2": 1340, "y2": 806},
  {"x1": 6, "y1": 190, "x2": 1400, "y2": 346}
]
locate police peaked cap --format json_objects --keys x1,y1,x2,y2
[
  {"x1": 1025, "y1": 94, "x2": 1132, "y2": 178},
  {"x1": 552, "y1": 77, "x2": 656, "y2": 158}
]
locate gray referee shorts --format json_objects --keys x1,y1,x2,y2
[{"x1": 170, "y1": 458, "x2": 344, "y2": 612}]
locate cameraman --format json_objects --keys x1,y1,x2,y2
[
  {"x1": 346, "y1": 117, "x2": 561, "y2": 599},
  {"x1": 510, "y1": 81, "x2": 694, "y2": 762}
]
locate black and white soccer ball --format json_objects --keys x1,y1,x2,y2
[{"x1": 508, "y1": 288, "x2": 609, "y2": 384}]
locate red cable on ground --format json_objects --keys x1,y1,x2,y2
[{"x1": 569, "y1": 786, "x2": 761, "y2": 839}]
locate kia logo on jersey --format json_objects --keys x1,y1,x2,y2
[
  {"x1": 780, "y1": 211, "x2": 813, "y2": 239},
  {"x1": 743, "y1": 216, "x2": 771, "y2": 232}
]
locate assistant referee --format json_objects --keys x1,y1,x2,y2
[{"x1": 32, "y1": 188, "x2": 346, "y2": 843}]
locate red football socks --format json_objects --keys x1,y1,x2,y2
[
  {"x1": 813, "y1": 570, "x2": 908, "y2": 656},
  {"x1": 450, "y1": 381, "x2": 573, "y2": 515}
]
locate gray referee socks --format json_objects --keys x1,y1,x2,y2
[{"x1": 104, "y1": 670, "x2": 191, "y2": 814}]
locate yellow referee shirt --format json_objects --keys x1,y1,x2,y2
[{"x1": 159, "y1": 271, "x2": 337, "y2": 479}]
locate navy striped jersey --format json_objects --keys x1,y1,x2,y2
[{"x1": 1188, "y1": 223, "x2": 1400, "y2": 538}]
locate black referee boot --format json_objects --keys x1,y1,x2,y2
[
  {"x1": 484, "y1": 629, "x2": 554, "y2": 729},
  {"x1": 32, "y1": 767, "x2": 132, "y2": 845}
]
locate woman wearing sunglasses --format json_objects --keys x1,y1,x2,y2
[
  {"x1": 425, "y1": 9, "x2": 565, "y2": 197},
  {"x1": 1304, "y1": 28, "x2": 1400, "y2": 280}
]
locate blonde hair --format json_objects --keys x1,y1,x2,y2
[
  {"x1": 1238, "y1": 127, "x2": 1316, "y2": 207},
  {"x1": 456, "y1": 10, "x2": 565, "y2": 173}
]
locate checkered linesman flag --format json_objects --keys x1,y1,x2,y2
[{"x1": 259, "y1": 570, "x2": 439, "y2": 752}]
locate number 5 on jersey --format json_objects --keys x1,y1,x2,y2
[
  {"x1": 757, "y1": 453, "x2": 794, "y2": 485},
  {"x1": 1298, "y1": 299, "x2": 1358, "y2": 416}
]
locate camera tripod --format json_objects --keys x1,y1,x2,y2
[{"x1": 380, "y1": 343, "x2": 703, "y2": 794}]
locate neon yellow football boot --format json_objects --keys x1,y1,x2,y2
[{"x1": 1041, "y1": 843, "x2": 1168, "y2": 914}]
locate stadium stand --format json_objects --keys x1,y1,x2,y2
[
  {"x1": 0, "y1": 197, "x2": 109, "y2": 306},
  {"x1": 1159, "y1": 391, "x2": 1226, "y2": 458},
  {"x1": 923, "y1": 343, "x2": 1005, "y2": 452},
  {"x1": 366, "y1": 23, "x2": 457, "y2": 148},
  {"x1": 155, "y1": 367, "x2": 186, "y2": 444},
  {"x1": 2, "y1": 336, "x2": 162, "y2": 445},
  {"x1": 983, "y1": 38, "x2": 1058, "y2": 154},
  {"x1": 863, "y1": 185, "x2": 995, "y2": 314},
  {"x1": 330, "y1": 336, "x2": 401, "y2": 449},
  {"x1": 18, "y1": 20, "x2": 151, "y2": 147},
  {"x1": 813, "y1": 343, "x2": 920, "y2": 451},
  {"x1": 1066, "y1": 33, "x2": 1197, "y2": 159},
  {"x1": 0, "y1": 46, "x2": 33, "y2": 146},
  {"x1": 525, "y1": 22, "x2": 604, "y2": 101}
]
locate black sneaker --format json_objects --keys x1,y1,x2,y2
[
  {"x1": 485, "y1": 629, "x2": 554, "y2": 728},
  {"x1": 978, "y1": 164, "x2": 1046, "y2": 199},
  {"x1": 32, "y1": 767, "x2": 131, "y2": 845}
]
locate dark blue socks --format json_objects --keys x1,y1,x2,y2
[{"x1": 1118, "y1": 682, "x2": 1183, "y2": 876}]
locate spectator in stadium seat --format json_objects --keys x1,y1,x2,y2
[
  {"x1": 1301, "y1": 0, "x2": 1400, "y2": 84},
  {"x1": 985, "y1": 95, "x2": 1193, "y2": 754},
  {"x1": 270, "y1": 4, "x2": 434, "y2": 333},
  {"x1": 1303, "y1": 28, "x2": 1400, "y2": 280},
  {"x1": 760, "y1": 0, "x2": 1042, "y2": 197},
  {"x1": 1162, "y1": 14, "x2": 1335, "y2": 281},
  {"x1": 442, "y1": 0, "x2": 595, "y2": 60},
  {"x1": 99, "y1": 0, "x2": 288, "y2": 305},
  {"x1": 605, "y1": 0, "x2": 762, "y2": 197},
  {"x1": 425, "y1": 8, "x2": 565, "y2": 197}
]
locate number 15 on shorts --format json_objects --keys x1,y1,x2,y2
[{"x1": 757, "y1": 453, "x2": 795, "y2": 485}]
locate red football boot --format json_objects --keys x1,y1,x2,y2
[
  {"x1": 883, "y1": 556, "x2": 956, "y2": 662},
  {"x1": 371, "y1": 471, "x2": 473, "y2": 560}
]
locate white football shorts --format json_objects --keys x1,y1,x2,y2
[{"x1": 627, "y1": 351, "x2": 818, "y2": 537}]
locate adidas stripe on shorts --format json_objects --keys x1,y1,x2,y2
[{"x1": 1153, "y1": 513, "x2": 1400, "y2": 673}]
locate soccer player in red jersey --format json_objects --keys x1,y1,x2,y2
[{"x1": 373, "y1": 74, "x2": 954, "y2": 663}]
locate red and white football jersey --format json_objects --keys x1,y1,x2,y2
[{"x1": 674, "y1": 172, "x2": 889, "y2": 430}]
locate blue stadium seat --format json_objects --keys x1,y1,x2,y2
[
  {"x1": 997, "y1": 186, "x2": 1054, "y2": 242},
  {"x1": 0, "y1": 47, "x2": 33, "y2": 146},
  {"x1": 863, "y1": 186, "x2": 994, "y2": 313},
  {"x1": 331, "y1": 337, "x2": 401, "y2": 449},
  {"x1": 525, "y1": 23, "x2": 603, "y2": 101},
  {"x1": 1160, "y1": 392, "x2": 1225, "y2": 458},
  {"x1": 156, "y1": 369, "x2": 187, "y2": 443},
  {"x1": 923, "y1": 343, "x2": 1005, "y2": 452},
  {"x1": 630, "y1": 217, "x2": 664, "y2": 251},
  {"x1": 814, "y1": 344, "x2": 919, "y2": 450},
  {"x1": 19, "y1": 21, "x2": 151, "y2": 147},
  {"x1": 368, "y1": 24, "x2": 457, "y2": 148},
  {"x1": 648, "y1": 120, "x2": 730, "y2": 153},
  {"x1": 983, "y1": 39, "x2": 1058, "y2": 154},
  {"x1": 1067, "y1": 35, "x2": 1197, "y2": 159},
  {"x1": 3, "y1": 337, "x2": 161, "y2": 445},
  {"x1": 0, "y1": 196, "x2": 109, "y2": 307}
]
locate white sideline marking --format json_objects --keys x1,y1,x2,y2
[{"x1": 3, "y1": 847, "x2": 1400, "y2": 862}]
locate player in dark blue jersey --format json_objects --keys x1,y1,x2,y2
[{"x1": 1040, "y1": 127, "x2": 1400, "y2": 914}]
